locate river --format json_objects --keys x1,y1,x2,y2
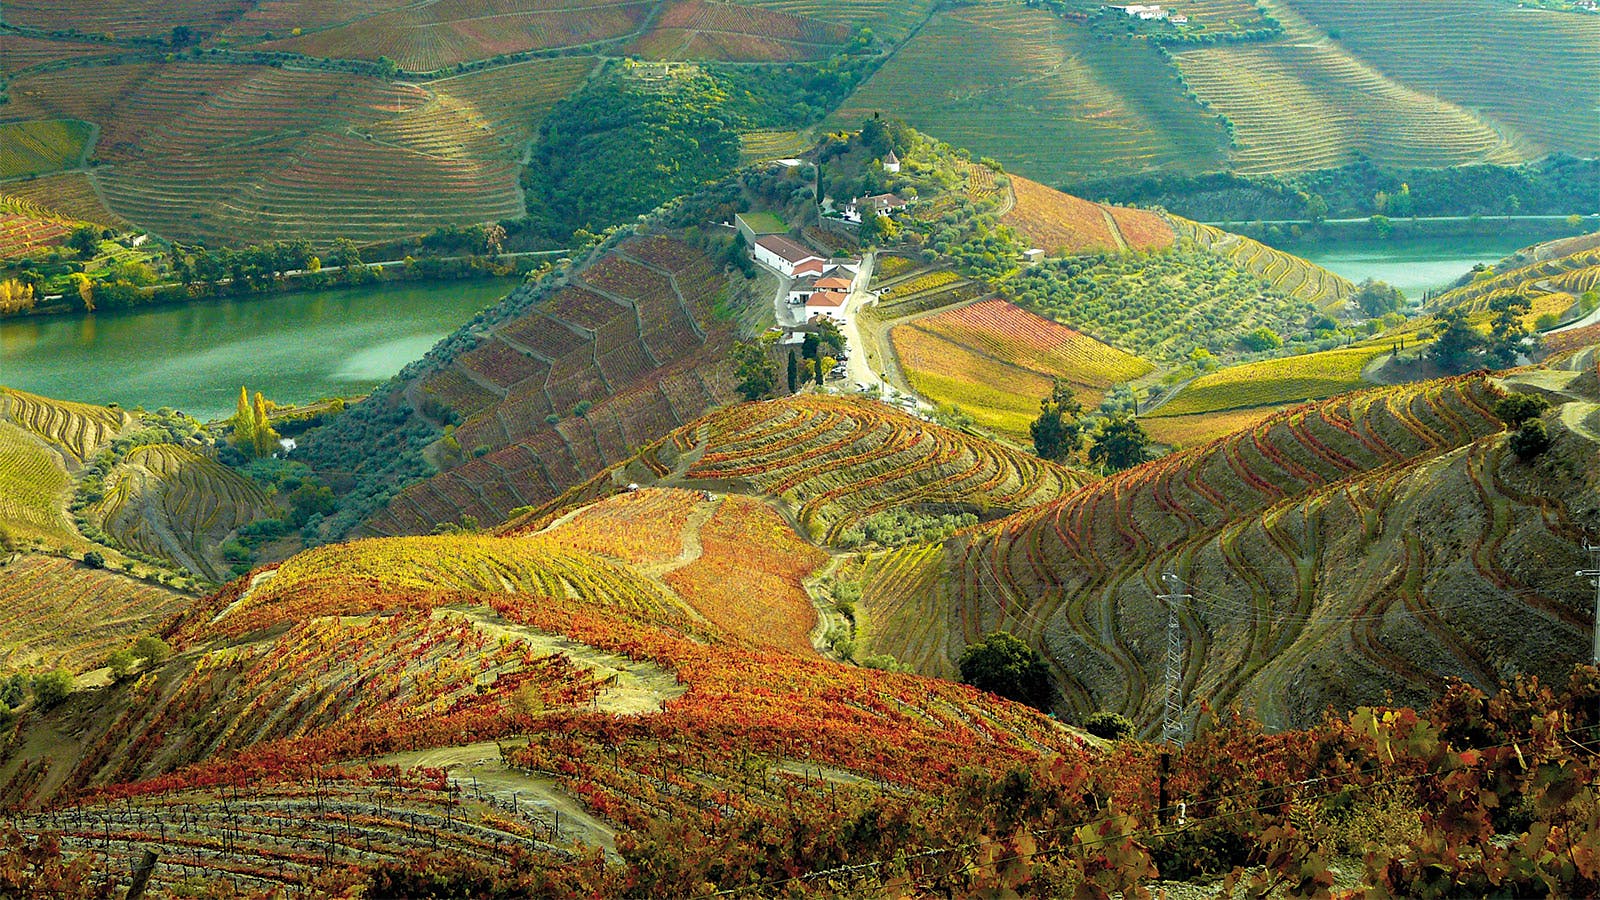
[
  {"x1": 1297, "y1": 235, "x2": 1535, "y2": 302},
  {"x1": 0, "y1": 280, "x2": 513, "y2": 422}
]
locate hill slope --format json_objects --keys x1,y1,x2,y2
[{"x1": 857, "y1": 369, "x2": 1600, "y2": 731}]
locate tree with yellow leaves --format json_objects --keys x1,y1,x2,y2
[
  {"x1": 0, "y1": 279, "x2": 35, "y2": 315},
  {"x1": 69, "y1": 273, "x2": 94, "y2": 312},
  {"x1": 228, "y1": 386, "x2": 281, "y2": 457}
]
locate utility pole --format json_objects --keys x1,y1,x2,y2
[
  {"x1": 1576, "y1": 540, "x2": 1600, "y2": 666},
  {"x1": 1158, "y1": 571, "x2": 1191, "y2": 745}
]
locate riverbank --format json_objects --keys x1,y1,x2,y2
[{"x1": 1216, "y1": 216, "x2": 1593, "y2": 253}]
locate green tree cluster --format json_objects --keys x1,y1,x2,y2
[
  {"x1": 1088, "y1": 414, "x2": 1152, "y2": 472},
  {"x1": 229, "y1": 387, "x2": 281, "y2": 457},
  {"x1": 1030, "y1": 379, "x2": 1084, "y2": 463},
  {"x1": 732, "y1": 341, "x2": 778, "y2": 401},
  {"x1": 958, "y1": 632, "x2": 1053, "y2": 710}
]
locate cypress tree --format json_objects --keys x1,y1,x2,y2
[
  {"x1": 787, "y1": 350, "x2": 799, "y2": 393},
  {"x1": 229, "y1": 386, "x2": 255, "y2": 451}
]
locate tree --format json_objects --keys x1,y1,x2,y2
[
  {"x1": 787, "y1": 350, "x2": 799, "y2": 393},
  {"x1": 1494, "y1": 393, "x2": 1550, "y2": 429},
  {"x1": 132, "y1": 636, "x2": 171, "y2": 666},
  {"x1": 1509, "y1": 419, "x2": 1550, "y2": 461},
  {"x1": 1353, "y1": 279, "x2": 1405, "y2": 318},
  {"x1": 66, "y1": 225, "x2": 100, "y2": 260},
  {"x1": 1030, "y1": 380, "x2": 1084, "y2": 463},
  {"x1": 229, "y1": 386, "x2": 257, "y2": 451},
  {"x1": 1240, "y1": 327, "x2": 1282, "y2": 352},
  {"x1": 30, "y1": 670, "x2": 74, "y2": 708},
  {"x1": 70, "y1": 273, "x2": 94, "y2": 313},
  {"x1": 0, "y1": 278, "x2": 35, "y2": 315},
  {"x1": 106, "y1": 649, "x2": 139, "y2": 681},
  {"x1": 1485, "y1": 294, "x2": 1532, "y2": 369},
  {"x1": 859, "y1": 214, "x2": 898, "y2": 244},
  {"x1": 251, "y1": 391, "x2": 280, "y2": 457},
  {"x1": 732, "y1": 341, "x2": 777, "y2": 401},
  {"x1": 958, "y1": 632, "x2": 1052, "y2": 710},
  {"x1": 0, "y1": 674, "x2": 25, "y2": 709},
  {"x1": 1083, "y1": 711, "x2": 1134, "y2": 740},
  {"x1": 1088, "y1": 414, "x2": 1151, "y2": 472},
  {"x1": 1428, "y1": 308, "x2": 1484, "y2": 375}
]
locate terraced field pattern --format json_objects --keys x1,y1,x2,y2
[
  {"x1": 1, "y1": 481, "x2": 1083, "y2": 894},
  {"x1": 856, "y1": 370, "x2": 1600, "y2": 733},
  {"x1": 891, "y1": 298, "x2": 1152, "y2": 439},
  {"x1": 0, "y1": 556, "x2": 189, "y2": 675},
  {"x1": 364, "y1": 234, "x2": 750, "y2": 536},
  {"x1": 2, "y1": 58, "x2": 590, "y2": 244}
]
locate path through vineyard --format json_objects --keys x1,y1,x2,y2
[{"x1": 364, "y1": 604, "x2": 692, "y2": 855}]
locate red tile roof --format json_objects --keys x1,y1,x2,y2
[{"x1": 755, "y1": 234, "x2": 822, "y2": 264}]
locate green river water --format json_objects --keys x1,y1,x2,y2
[{"x1": 0, "y1": 280, "x2": 513, "y2": 422}]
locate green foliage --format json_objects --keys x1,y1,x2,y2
[
  {"x1": 836, "y1": 507, "x2": 978, "y2": 550},
  {"x1": 105, "y1": 649, "x2": 138, "y2": 681},
  {"x1": 1509, "y1": 418, "x2": 1551, "y2": 461},
  {"x1": 1486, "y1": 293, "x2": 1533, "y2": 369},
  {"x1": 732, "y1": 341, "x2": 778, "y2": 401},
  {"x1": 1428, "y1": 308, "x2": 1486, "y2": 375},
  {"x1": 958, "y1": 632, "x2": 1052, "y2": 710},
  {"x1": 1088, "y1": 414, "x2": 1151, "y2": 472},
  {"x1": 1354, "y1": 278, "x2": 1406, "y2": 317},
  {"x1": 0, "y1": 674, "x2": 27, "y2": 709},
  {"x1": 81, "y1": 550, "x2": 104, "y2": 569},
  {"x1": 1239, "y1": 326, "x2": 1283, "y2": 352},
  {"x1": 1030, "y1": 379, "x2": 1084, "y2": 463},
  {"x1": 1008, "y1": 244, "x2": 1316, "y2": 361},
  {"x1": 1082, "y1": 711, "x2": 1134, "y2": 740},
  {"x1": 29, "y1": 669, "x2": 74, "y2": 708},
  {"x1": 1494, "y1": 393, "x2": 1551, "y2": 429}
]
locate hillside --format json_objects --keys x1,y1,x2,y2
[
  {"x1": 0, "y1": 483, "x2": 1089, "y2": 895},
  {"x1": 297, "y1": 229, "x2": 767, "y2": 538},
  {"x1": 853, "y1": 367, "x2": 1600, "y2": 732}
]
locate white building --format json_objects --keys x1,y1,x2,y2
[
  {"x1": 805, "y1": 291, "x2": 848, "y2": 324},
  {"x1": 752, "y1": 234, "x2": 825, "y2": 278},
  {"x1": 842, "y1": 193, "x2": 910, "y2": 224},
  {"x1": 882, "y1": 150, "x2": 901, "y2": 174}
]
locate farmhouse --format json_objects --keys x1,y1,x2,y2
[
  {"x1": 842, "y1": 193, "x2": 910, "y2": 224},
  {"x1": 1112, "y1": 4, "x2": 1169, "y2": 19},
  {"x1": 805, "y1": 290, "x2": 848, "y2": 324},
  {"x1": 753, "y1": 234, "x2": 825, "y2": 278}
]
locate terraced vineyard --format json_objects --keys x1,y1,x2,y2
[
  {"x1": 739, "y1": 129, "x2": 811, "y2": 162},
  {"x1": 257, "y1": 0, "x2": 653, "y2": 72},
  {"x1": 367, "y1": 234, "x2": 746, "y2": 536},
  {"x1": 1284, "y1": 0, "x2": 1600, "y2": 157},
  {"x1": 0, "y1": 556, "x2": 188, "y2": 674},
  {"x1": 5, "y1": 62, "x2": 530, "y2": 244},
  {"x1": 828, "y1": 3, "x2": 1229, "y2": 182},
  {"x1": 1429, "y1": 244, "x2": 1600, "y2": 315},
  {"x1": 628, "y1": 0, "x2": 850, "y2": 60},
  {"x1": 0, "y1": 208, "x2": 72, "y2": 259},
  {"x1": 1170, "y1": 218, "x2": 1355, "y2": 311},
  {"x1": 1, "y1": 173, "x2": 127, "y2": 229},
  {"x1": 0, "y1": 35, "x2": 115, "y2": 77},
  {"x1": 861, "y1": 373, "x2": 1600, "y2": 733},
  {"x1": 650, "y1": 394, "x2": 1085, "y2": 541},
  {"x1": 1148, "y1": 342, "x2": 1396, "y2": 419},
  {"x1": 0, "y1": 388, "x2": 129, "y2": 463},
  {"x1": 1, "y1": 0, "x2": 253, "y2": 39},
  {"x1": 89, "y1": 444, "x2": 275, "y2": 582},
  {"x1": 728, "y1": 0, "x2": 937, "y2": 42},
  {"x1": 1002, "y1": 176, "x2": 1173, "y2": 254},
  {"x1": 0, "y1": 420, "x2": 84, "y2": 551},
  {"x1": 0, "y1": 119, "x2": 93, "y2": 179},
  {"x1": 891, "y1": 299, "x2": 1152, "y2": 438},
  {"x1": 1172, "y1": 37, "x2": 1529, "y2": 173}
]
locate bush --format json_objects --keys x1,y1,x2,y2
[
  {"x1": 1494, "y1": 393, "x2": 1550, "y2": 429},
  {"x1": 105, "y1": 649, "x2": 139, "y2": 680},
  {"x1": 30, "y1": 670, "x2": 74, "y2": 708},
  {"x1": 132, "y1": 635, "x2": 171, "y2": 665},
  {"x1": 81, "y1": 550, "x2": 105, "y2": 569},
  {"x1": 1083, "y1": 711, "x2": 1134, "y2": 740},
  {"x1": 958, "y1": 632, "x2": 1052, "y2": 709},
  {"x1": 1509, "y1": 418, "x2": 1551, "y2": 460}
]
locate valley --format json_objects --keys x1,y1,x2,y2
[{"x1": 1, "y1": 2, "x2": 1599, "y2": 895}]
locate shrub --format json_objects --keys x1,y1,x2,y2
[
  {"x1": 30, "y1": 670, "x2": 74, "y2": 708},
  {"x1": 1083, "y1": 711, "x2": 1134, "y2": 740},
  {"x1": 132, "y1": 636, "x2": 171, "y2": 665},
  {"x1": 1494, "y1": 393, "x2": 1550, "y2": 429},
  {"x1": 1509, "y1": 419, "x2": 1551, "y2": 460},
  {"x1": 81, "y1": 551, "x2": 105, "y2": 569},
  {"x1": 958, "y1": 632, "x2": 1052, "y2": 710}
]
